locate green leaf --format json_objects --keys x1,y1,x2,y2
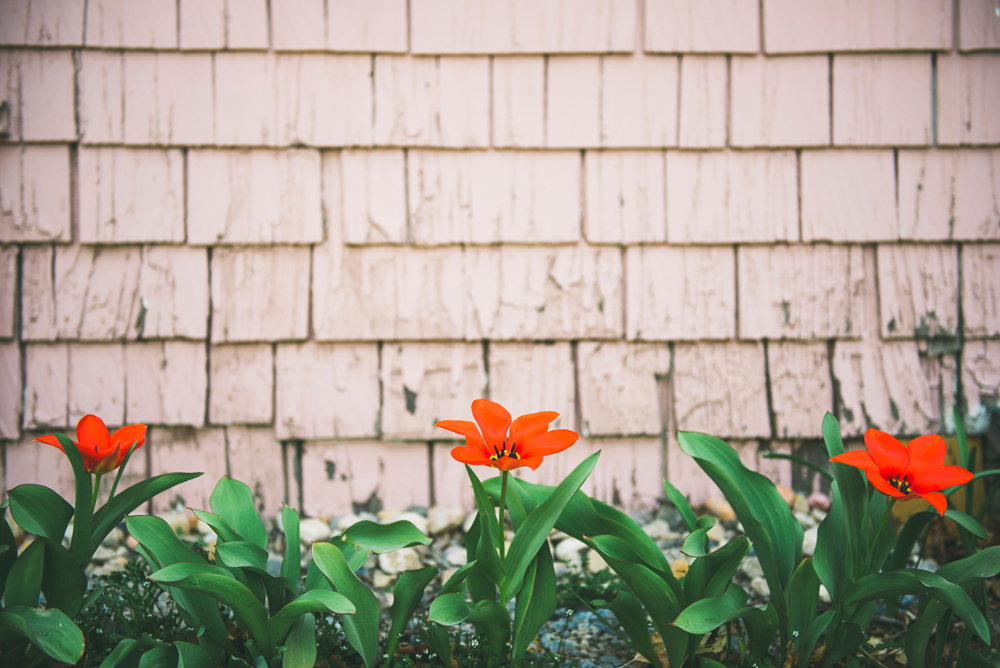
[
  {"x1": 53, "y1": 432, "x2": 95, "y2": 567},
  {"x1": 138, "y1": 646, "x2": 178, "y2": 668},
  {"x1": 342, "y1": 519, "x2": 431, "y2": 553},
  {"x1": 904, "y1": 600, "x2": 949, "y2": 668},
  {"x1": 91, "y1": 472, "x2": 202, "y2": 558},
  {"x1": 215, "y1": 541, "x2": 270, "y2": 572},
  {"x1": 730, "y1": 603, "x2": 780, "y2": 659},
  {"x1": 785, "y1": 558, "x2": 820, "y2": 658},
  {"x1": 281, "y1": 614, "x2": 316, "y2": 668},
  {"x1": 311, "y1": 543, "x2": 379, "y2": 668},
  {"x1": 663, "y1": 480, "x2": 699, "y2": 532},
  {"x1": 0, "y1": 605, "x2": 85, "y2": 664},
  {"x1": 866, "y1": 493, "x2": 896, "y2": 575},
  {"x1": 439, "y1": 561, "x2": 477, "y2": 596},
  {"x1": 673, "y1": 584, "x2": 749, "y2": 634},
  {"x1": 512, "y1": 543, "x2": 557, "y2": 665},
  {"x1": 4, "y1": 540, "x2": 44, "y2": 607},
  {"x1": 595, "y1": 589, "x2": 660, "y2": 667},
  {"x1": 270, "y1": 590, "x2": 355, "y2": 644},
  {"x1": 427, "y1": 623, "x2": 452, "y2": 668},
  {"x1": 503, "y1": 451, "x2": 599, "y2": 602},
  {"x1": 210, "y1": 477, "x2": 269, "y2": 549},
  {"x1": 189, "y1": 509, "x2": 242, "y2": 543},
  {"x1": 796, "y1": 610, "x2": 834, "y2": 668},
  {"x1": 504, "y1": 475, "x2": 532, "y2": 531},
  {"x1": 40, "y1": 539, "x2": 88, "y2": 617},
  {"x1": 760, "y1": 451, "x2": 835, "y2": 482},
  {"x1": 176, "y1": 641, "x2": 215, "y2": 668},
  {"x1": 814, "y1": 481, "x2": 849, "y2": 603},
  {"x1": 477, "y1": 509, "x2": 506, "y2": 587},
  {"x1": 7, "y1": 484, "x2": 74, "y2": 543},
  {"x1": 149, "y1": 563, "x2": 274, "y2": 660},
  {"x1": 889, "y1": 509, "x2": 935, "y2": 573},
  {"x1": 943, "y1": 509, "x2": 988, "y2": 541},
  {"x1": 281, "y1": 506, "x2": 301, "y2": 588},
  {"x1": 0, "y1": 512, "x2": 18, "y2": 595},
  {"x1": 936, "y1": 545, "x2": 1000, "y2": 589},
  {"x1": 821, "y1": 413, "x2": 867, "y2": 580},
  {"x1": 683, "y1": 536, "x2": 751, "y2": 602},
  {"x1": 385, "y1": 566, "x2": 438, "y2": 661},
  {"x1": 466, "y1": 465, "x2": 503, "y2": 546},
  {"x1": 847, "y1": 569, "x2": 990, "y2": 642},
  {"x1": 820, "y1": 621, "x2": 863, "y2": 668},
  {"x1": 465, "y1": 599, "x2": 512, "y2": 657},
  {"x1": 463, "y1": 513, "x2": 496, "y2": 603},
  {"x1": 679, "y1": 516, "x2": 717, "y2": 558},
  {"x1": 677, "y1": 431, "x2": 793, "y2": 647},
  {"x1": 428, "y1": 591, "x2": 473, "y2": 625}
]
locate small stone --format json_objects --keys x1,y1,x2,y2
[
  {"x1": 440, "y1": 567, "x2": 458, "y2": 584},
  {"x1": 443, "y1": 545, "x2": 468, "y2": 567},
  {"x1": 101, "y1": 527, "x2": 124, "y2": 547},
  {"x1": 91, "y1": 545, "x2": 119, "y2": 562},
  {"x1": 462, "y1": 511, "x2": 478, "y2": 534},
  {"x1": 808, "y1": 491, "x2": 831, "y2": 511},
  {"x1": 586, "y1": 550, "x2": 609, "y2": 573},
  {"x1": 379, "y1": 511, "x2": 430, "y2": 536},
  {"x1": 5, "y1": 516, "x2": 24, "y2": 542},
  {"x1": 160, "y1": 511, "x2": 190, "y2": 534},
  {"x1": 357, "y1": 511, "x2": 379, "y2": 523},
  {"x1": 555, "y1": 537, "x2": 588, "y2": 563},
  {"x1": 372, "y1": 569, "x2": 395, "y2": 589},
  {"x1": 195, "y1": 520, "x2": 212, "y2": 535},
  {"x1": 706, "y1": 522, "x2": 728, "y2": 545},
  {"x1": 670, "y1": 558, "x2": 689, "y2": 579},
  {"x1": 299, "y1": 518, "x2": 333, "y2": 546},
  {"x1": 775, "y1": 485, "x2": 795, "y2": 507},
  {"x1": 267, "y1": 553, "x2": 283, "y2": 577},
  {"x1": 818, "y1": 584, "x2": 831, "y2": 604},
  {"x1": 704, "y1": 498, "x2": 736, "y2": 523},
  {"x1": 802, "y1": 526, "x2": 818, "y2": 556},
  {"x1": 740, "y1": 555, "x2": 764, "y2": 581},
  {"x1": 126, "y1": 535, "x2": 139, "y2": 550},
  {"x1": 750, "y1": 576, "x2": 770, "y2": 598},
  {"x1": 336, "y1": 513, "x2": 362, "y2": 531},
  {"x1": 201, "y1": 531, "x2": 218, "y2": 546},
  {"x1": 794, "y1": 511, "x2": 816, "y2": 529},
  {"x1": 642, "y1": 519, "x2": 681, "y2": 541},
  {"x1": 917, "y1": 558, "x2": 939, "y2": 572},
  {"x1": 811, "y1": 508, "x2": 828, "y2": 523},
  {"x1": 792, "y1": 494, "x2": 810, "y2": 515},
  {"x1": 379, "y1": 546, "x2": 422, "y2": 574},
  {"x1": 428, "y1": 505, "x2": 465, "y2": 535}
]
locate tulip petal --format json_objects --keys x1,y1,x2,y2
[
  {"x1": 450, "y1": 445, "x2": 493, "y2": 467},
  {"x1": 76, "y1": 414, "x2": 112, "y2": 457},
  {"x1": 903, "y1": 434, "x2": 946, "y2": 481},
  {"x1": 436, "y1": 420, "x2": 487, "y2": 451},
  {"x1": 829, "y1": 449, "x2": 877, "y2": 470},
  {"x1": 509, "y1": 411, "x2": 558, "y2": 446},
  {"x1": 522, "y1": 429, "x2": 578, "y2": 457},
  {"x1": 865, "y1": 467, "x2": 906, "y2": 498},
  {"x1": 91, "y1": 442, "x2": 122, "y2": 475},
  {"x1": 864, "y1": 429, "x2": 908, "y2": 478},
  {"x1": 910, "y1": 464, "x2": 973, "y2": 494},
  {"x1": 34, "y1": 434, "x2": 68, "y2": 453},
  {"x1": 472, "y1": 399, "x2": 512, "y2": 449},
  {"x1": 518, "y1": 456, "x2": 544, "y2": 471},
  {"x1": 918, "y1": 491, "x2": 948, "y2": 516},
  {"x1": 110, "y1": 424, "x2": 147, "y2": 453}
]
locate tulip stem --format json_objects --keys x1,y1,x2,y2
[
  {"x1": 498, "y1": 471, "x2": 509, "y2": 566},
  {"x1": 867, "y1": 499, "x2": 896, "y2": 568},
  {"x1": 92, "y1": 473, "x2": 104, "y2": 513}
]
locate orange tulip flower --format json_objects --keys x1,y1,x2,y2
[
  {"x1": 829, "y1": 428, "x2": 972, "y2": 515},
  {"x1": 436, "y1": 399, "x2": 578, "y2": 471},
  {"x1": 36, "y1": 414, "x2": 147, "y2": 475}
]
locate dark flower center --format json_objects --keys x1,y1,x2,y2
[
  {"x1": 489, "y1": 439, "x2": 520, "y2": 462},
  {"x1": 887, "y1": 474, "x2": 912, "y2": 494}
]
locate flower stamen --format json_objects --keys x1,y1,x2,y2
[{"x1": 887, "y1": 474, "x2": 911, "y2": 495}]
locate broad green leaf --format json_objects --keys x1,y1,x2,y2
[
  {"x1": 464, "y1": 600, "x2": 512, "y2": 657},
  {"x1": 673, "y1": 584, "x2": 749, "y2": 633},
  {"x1": 936, "y1": 545, "x2": 1000, "y2": 589},
  {"x1": 439, "y1": 561, "x2": 477, "y2": 596},
  {"x1": 210, "y1": 477, "x2": 269, "y2": 549},
  {"x1": 311, "y1": 543, "x2": 379, "y2": 668},
  {"x1": 942, "y1": 508, "x2": 988, "y2": 541},
  {"x1": 683, "y1": 536, "x2": 751, "y2": 602},
  {"x1": 175, "y1": 641, "x2": 214, "y2": 668},
  {"x1": 477, "y1": 510, "x2": 506, "y2": 587},
  {"x1": 847, "y1": 569, "x2": 990, "y2": 642},
  {"x1": 281, "y1": 614, "x2": 316, "y2": 668},
  {"x1": 0, "y1": 512, "x2": 18, "y2": 595},
  {"x1": 595, "y1": 589, "x2": 660, "y2": 667},
  {"x1": 677, "y1": 431, "x2": 792, "y2": 648},
  {"x1": 427, "y1": 623, "x2": 452, "y2": 668},
  {"x1": 0, "y1": 605, "x2": 85, "y2": 664},
  {"x1": 866, "y1": 493, "x2": 896, "y2": 575},
  {"x1": 663, "y1": 480, "x2": 698, "y2": 532},
  {"x1": 904, "y1": 600, "x2": 948, "y2": 668},
  {"x1": 303, "y1": 560, "x2": 332, "y2": 592},
  {"x1": 53, "y1": 432, "x2": 95, "y2": 567},
  {"x1": 504, "y1": 475, "x2": 532, "y2": 531},
  {"x1": 463, "y1": 513, "x2": 496, "y2": 603},
  {"x1": 730, "y1": 603, "x2": 780, "y2": 659},
  {"x1": 796, "y1": 610, "x2": 834, "y2": 668},
  {"x1": 814, "y1": 481, "x2": 849, "y2": 603},
  {"x1": 785, "y1": 558, "x2": 820, "y2": 658},
  {"x1": 189, "y1": 509, "x2": 243, "y2": 543},
  {"x1": 503, "y1": 451, "x2": 599, "y2": 602},
  {"x1": 820, "y1": 621, "x2": 863, "y2": 668},
  {"x1": 587, "y1": 534, "x2": 646, "y2": 565},
  {"x1": 99, "y1": 638, "x2": 138, "y2": 668},
  {"x1": 281, "y1": 506, "x2": 301, "y2": 588},
  {"x1": 512, "y1": 543, "x2": 556, "y2": 665},
  {"x1": 90, "y1": 472, "x2": 202, "y2": 557},
  {"x1": 466, "y1": 465, "x2": 503, "y2": 546},
  {"x1": 385, "y1": 566, "x2": 438, "y2": 661},
  {"x1": 342, "y1": 520, "x2": 431, "y2": 553},
  {"x1": 822, "y1": 413, "x2": 867, "y2": 579},
  {"x1": 149, "y1": 563, "x2": 273, "y2": 659},
  {"x1": 428, "y1": 591, "x2": 472, "y2": 625},
  {"x1": 216, "y1": 541, "x2": 270, "y2": 572},
  {"x1": 138, "y1": 646, "x2": 177, "y2": 668},
  {"x1": 270, "y1": 590, "x2": 355, "y2": 644},
  {"x1": 889, "y1": 509, "x2": 935, "y2": 573},
  {"x1": 41, "y1": 540, "x2": 88, "y2": 617},
  {"x1": 7, "y1": 484, "x2": 73, "y2": 543},
  {"x1": 680, "y1": 516, "x2": 717, "y2": 558},
  {"x1": 4, "y1": 540, "x2": 44, "y2": 608}
]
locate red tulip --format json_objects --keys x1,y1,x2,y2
[
  {"x1": 36, "y1": 414, "x2": 146, "y2": 475},
  {"x1": 436, "y1": 399, "x2": 578, "y2": 471},
  {"x1": 829, "y1": 428, "x2": 972, "y2": 515}
]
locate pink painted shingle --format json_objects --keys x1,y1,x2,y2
[
  {"x1": 489, "y1": 342, "x2": 576, "y2": 432},
  {"x1": 937, "y1": 53, "x2": 1000, "y2": 145},
  {"x1": 832, "y1": 54, "x2": 932, "y2": 146},
  {"x1": 577, "y1": 342, "x2": 670, "y2": 436},
  {"x1": 0, "y1": 246, "x2": 14, "y2": 338},
  {"x1": 601, "y1": 55, "x2": 679, "y2": 147},
  {"x1": 271, "y1": 0, "x2": 325, "y2": 51},
  {"x1": 68, "y1": 344, "x2": 125, "y2": 426},
  {"x1": 85, "y1": 0, "x2": 177, "y2": 48},
  {"x1": 328, "y1": 0, "x2": 408, "y2": 52},
  {"x1": 959, "y1": 0, "x2": 1000, "y2": 50},
  {"x1": 78, "y1": 51, "x2": 124, "y2": 144},
  {"x1": 963, "y1": 244, "x2": 1000, "y2": 338},
  {"x1": 962, "y1": 340, "x2": 1000, "y2": 434},
  {"x1": 125, "y1": 342, "x2": 207, "y2": 426},
  {"x1": 214, "y1": 53, "x2": 279, "y2": 146},
  {"x1": 0, "y1": 343, "x2": 21, "y2": 439},
  {"x1": 730, "y1": 55, "x2": 830, "y2": 147},
  {"x1": 149, "y1": 427, "x2": 227, "y2": 513},
  {"x1": 768, "y1": 343, "x2": 831, "y2": 439},
  {"x1": 226, "y1": 427, "x2": 285, "y2": 516},
  {"x1": 547, "y1": 56, "x2": 602, "y2": 148},
  {"x1": 179, "y1": 0, "x2": 226, "y2": 49},
  {"x1": 124, "y1": 53, "x2": 215, "y2": 146},
  {"x1": 678, "y1": 55, "x2": 727, "y2": 148},
  {"x1": 585, "y1": 150, "x2": 666, "y2": 243},
  {"x1": 209, "y1": 345, "x2": 274, "y2": 425},
  {"x1": 492, "y1": 57, "x2": 546, "y2": 148},
  {"x1": 24, "y1": 343, "x2": 68, "y2": 430},
  {"x1": 645, "y1": 0, "x2": 760, "y2": 54},
  {"x1": 20, "y1": 246, "x2": 55, "y2": 341},
  {"x1": 275, "y1": 55, "x2": 373, "y2": 147},
  {"x1": 332, "y1": 150, "x2": 409, "y2": 245},
  {"x1": 800, "y1": 150, "x2": 898, "y2": 242},
  {"x1": 0, "y1": 0, "x2": 85, "y2": 46},
  {"x1": 877, "y1": 244, "x2": 959, "y2": 339},
  {"x1": 226, "y1": 0, "x2": 269, "y2": 49},
  {"x1": 0, "y1": 145, "x2": 71, "y2": 243}
]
